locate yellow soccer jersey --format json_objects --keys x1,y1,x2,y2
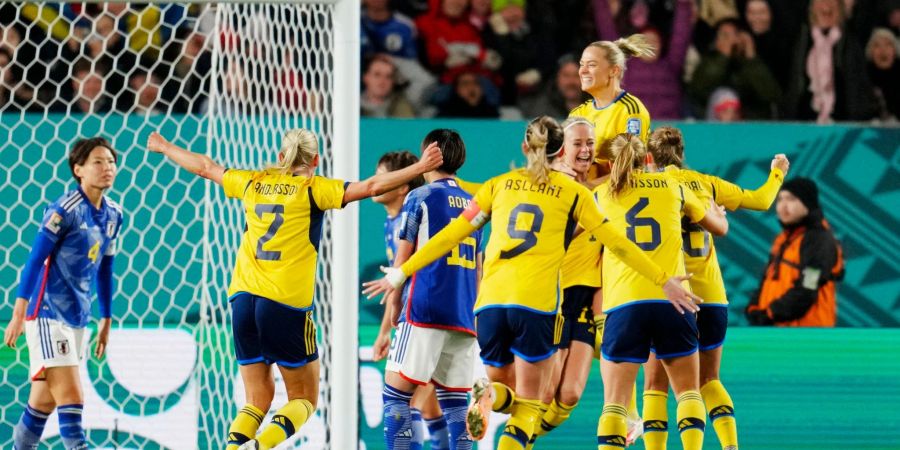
[
  {"x1": 595, "y1": 171, "x2": 706, "y2": 311},
  {"x1": 471, "y1": 170, "x2": 609, "y2": 314},
  {"x1": 560, "y1": 229, "x2": 602, "y2": 289},
  {"x1": 701, "y1": 168, "x2": 785, "y2": 212},
  {"x1": 569, "y1": 91, "x2": 651, "y2": 165},
  {"x1": 664, "y1": 166, "x2": 727, "y2": 304},
  {"x1": 454, "y1": 177, "x2": 483, "y2": 196},
  {"x1": 222, "y1": 169, "x2": 346, "y2": 309}
]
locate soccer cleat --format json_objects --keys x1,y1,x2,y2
[
  {"x1": 466, "y1": 378, "x2": 493, "y2": 440},
  {"x1": 625, "y1": 414, "x2": 644, "y2": 447},
  {"x1": 237, "y1": 440, "x2": 260, "y2": 450}
]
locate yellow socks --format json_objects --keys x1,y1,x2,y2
[
  {"x1": 524, "y1": 401, "x2": 551, "y2": 449},
  {"x1": 597, "y1": 403, "x2": 627, "y2": 449},
  {"x1": 642, "y1": 389, "x2": 669, "y2": 450},
  {"x1": 256, "y1": 399, "x2": 315, "y2": 450},
  {"x1": 676, "y1": 391, "x2": 706, "y2": 450},
  {"x1": 492, "y1": 382, "x2": 516, "y2": 414},
  {"x1": 498, "y1": 398, "x2": 543, "y2": 450},
  {"x1": 593, "y1": 314, "x2": 606, "y2": 359},
  {"x1": 701, "y1": 380, "x2": 738, "y2": 450},
  {"x1": 226, "y1": 404, "x2": 265, "y2": 450}
]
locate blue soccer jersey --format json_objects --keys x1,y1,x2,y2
[
  {"x1": 361, "y1": 12, "x2": 419, "y2": 59},
  {"x1": 384, "y1": 213, "x2": 403, "y2": 265},
  {"x1": 398, "y1": 178, "x2": 481, "y2": 334},
  {"x1": 18, "y1": 188, "x2": 123, "y2": 328}
]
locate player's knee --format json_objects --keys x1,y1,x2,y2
[
  {"x1": 245, "y1": 385, "x2": 275, "y2": 412},
  {"x1": 30, "y1": 399, "x2": 56, "y2": 414},
  {"x1": 699, "y1": 372, "x2": 720, "y2": 387},
  {"x1": 558, "y1": 386, "x2": 582, "y2": 406}
]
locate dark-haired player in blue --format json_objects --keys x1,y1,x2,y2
[
  {"x1": 382, "y1": 129, "x2": 482, "y2": 450},
  {"x1": 4, "y1": 137, "x2": 123, "y2": 450},
  {"x1": 372, "y1": 150, "x2": 452, "y2": 450}
]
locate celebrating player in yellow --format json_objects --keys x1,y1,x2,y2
[
  {"x1": 364, "y1": 116, "x2": 702, "y2": 450},
  {"x1": 639, "y1": 126, "x2": 789, "y2": 450},
  {"x1": 569, "y1": 35, "x2": 654, "y2": 181},
  {"x1": 146, "y1": 129, "x2": 442, "y2": 450},
  {"x1": 594, "y1": 133, "x2": 728, "y2": 450},
  {"x1": 528, "y1": 117, "x2": 600, "y2": 448}
]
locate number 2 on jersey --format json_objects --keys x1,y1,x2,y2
[
  {"x1": 625, "y1": 197, "x2": 661, "y2": 251},
  {"x1": 255, "y1": 203, "x2": 284, "y2": 261},
  {"x1": 500, "y1": 203, "x2": 544, "y2": 259}
]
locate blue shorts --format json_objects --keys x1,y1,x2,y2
[
  {"x1": 602, "y1": 301, "x2": 699, "y2": 363},
  {"x1": 476, "y1": 307, "x2": 562, "y2": 367},
  {"x1": 560, "y1": 286, "x2": 597, "y2": 349},
  {"x1": 231, "y1": 293, "x2": 318, "y2": 367},
  {"x1": 697, "y1": 304, "x2": 728, "y2": 351}
]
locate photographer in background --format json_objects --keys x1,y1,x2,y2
[
  {"x1": 687, "y1": 17, "x2": 782, "y2": 120},
  {"x1": 746, "y1": 178, "x2": 844, "y2": 327}
]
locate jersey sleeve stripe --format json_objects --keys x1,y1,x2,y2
[
  {"x1": 563, "y1": 196, "x2": 579, "y2": 250},
  {"x1": 621, "y1": 95, "x2": 638, "y2": 115}
]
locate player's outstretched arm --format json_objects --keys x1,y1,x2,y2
[
  {"x1": 710, "y1": 154, "x2": 789, "y2": 211},
  {"x1": 362, "y1": 212, "x2": 482, "y2": 301},
  {"x1": 147, "y1": 131, "x2": 226, "y2": 185},
  {"x1": 343, "y1": 142, "x2": 443, "y2": 204}
]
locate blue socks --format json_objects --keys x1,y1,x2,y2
[
  {"x1": 13, "y1": 405, "x2": 50, "y2": 450},
  {"x1": 57, "y1": 403, "x2": 87, "y2": 450},
  {"x1": 425, "y1": 415, "x2": 451, "y2": 450},
  {"x1": 436, "y1": 388, "x2": 473, "y2": 450},
  {"x1": 383, "y1": 385, "x2": 414, "y2": 450}
]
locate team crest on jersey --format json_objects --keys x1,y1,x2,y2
[
  {"x1": 57, "y1": 339, "x2": 70, "y2": 355},
  {"x1": 107, "y1": 219, "x2": 117, "y2": 237},
  {"x1": 626, "y1": 118, "x2": 642, "y2": 135},
  {"x1": 45, "y1": 212, "x2": 63, "y2": 234}
]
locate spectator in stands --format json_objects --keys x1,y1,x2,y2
[
  {"x1": 705, "y1": 86, "x2": 742, "y2": 121},
  {"x1": 415, "y1": 0, "x2": 501, "y2": 85},
  {"x1": 866, "y1": 27, "x2": 900, "y2": 120},
  {"x1": 886, "y1": 0, "x2": 900, "y2": 35},
  {"x1": 743, "y1": 0, "x2": 792, "y2": 90},
  {"x1": 784, "y1": 0, "x2": 878, "y2": 122},
  {"x1": 0, "y1": 47, "x2": 27, "y2": 112},
  {"x1": 594, "y1": 0, "x2": 694, "y2": 119},
  {"x1": 162, "y1": 30, "x2": 211, "y2": 113},
  {"x1": 468, "y1": 0, "x2": 493, "y2": 31},
  {"x1": 127, "y1": 70, "x2": 164, "y2": 115},
  {"x1": 361, "y1": 54, "x2": 416, "y2": 118},
  {"x1": 688, "y1": 18, "x2": 781, "y2": 119},
  {"x1": 362, "y1": 0, "x2": 435, "y2": 109},
  {"x1": 746, "y1": 178, "x2": 844, "y2": 327},
  {"x1": 518, "y1": 53, "x2": 587, "y2": 119},
  {"x1": 693, "y1": 0, "x2": 740, "y2": 51},
  {"x1": 70, "y1": 59, "x2": 111, "y2": 113},
  {"x1": 482, "y1": 1, "x2": 545, "y2": 104},
  {"x1": 436, "y1": 70, "x2": 500, "y2": 118}
]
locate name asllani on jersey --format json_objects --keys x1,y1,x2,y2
[
  {"x1": 254, "y1": 182, "x2": 298, "y2": 196},
  {"x1": 503, "y1": 179, "x2": 563, "y2": 198}
]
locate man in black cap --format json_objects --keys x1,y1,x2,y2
[{"x1": 745, "y1": 177, "x2": 844, "y2": 326}]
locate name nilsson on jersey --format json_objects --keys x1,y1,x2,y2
[
  {"x1": 629, "y1": 178, "x2": 670, "y2": 189},
  {"x1": 503, "y1": 179, "x2": 564, "y2": 198}
]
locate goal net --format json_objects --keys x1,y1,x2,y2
[{"x1": 0, "y1": 2, "x2": 358, "y2": 449}]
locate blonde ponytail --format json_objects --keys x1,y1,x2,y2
[
  {"x1": 524, "y1": 116, "x2": 564, "y2": 184},
  {"x1": 271, "y1": 128, "x2": 319, "y2": 174},
  {"x1": 614, "y1": 34, "x2": 656, "y2": 59},
  {"x1": 607, "y1": 133, "x2": 647, "y2": 198},
  {"x1": 588, "y1": 33, "x2": 656, "y2": 80}
]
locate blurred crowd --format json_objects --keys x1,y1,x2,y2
[
  {"x1": 363, "y1": 0, "x2": 900, "y2": 123},
  {"x1": 0, "y1": 3, "x2": 212, "y2": 115},
  {"x1": 1, "y1": 1, "x2": 899, "y2": 123}
]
